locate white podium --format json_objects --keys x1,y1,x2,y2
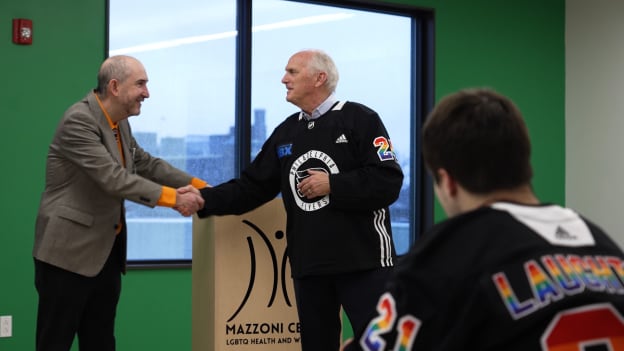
[{"x1": 192, "y1": 198, "x2": 301, "y2": 351}]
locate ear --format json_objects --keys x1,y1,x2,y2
[
  {"x1": 436, "y1": 168, "x2": 458, "y2": 198},
  {"x1": 108, "y1": 79, "x2": 120, "y2": 96},
  {"x1": 314, "y1": 71, "x2": 327, "y2": 87}
]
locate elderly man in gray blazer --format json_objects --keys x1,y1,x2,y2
[{"x1": 33, "y1": 55, "x2": 206, "y2": 351}]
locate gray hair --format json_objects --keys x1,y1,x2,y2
[
  {"x1": 95, "y1": 55, "x2": 135, "y2": 97},
  {"x1": 307, "y1": 50, "x2": 339, "y2": 93}
]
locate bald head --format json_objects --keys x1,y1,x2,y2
[
  {"x1": 93, "y1": 55, "x2": 149, "y2": 121},
  {"x1": 96, "y1": 55, "x2": 144, "y2": 98}
]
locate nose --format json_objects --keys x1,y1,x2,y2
[
  {"x1": 281, "y1": 74, "x2": 288, "y2": 84},
  {"x1": 143, "y1": 86, "x2": 150, "y2": 99}
]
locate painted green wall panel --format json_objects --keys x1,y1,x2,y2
[
  {"x1": 389, "y1": 0, "x2": 565, "y2": 221},
  {"x1": 116, "y1": 270, "x2": 192, "y2": 350},
  {"x1": 0, "y1": 0, "x2": 564, "y2": 349},
  {"x1": 1, "y1": 1, "x2": 105, "y2": 350}
]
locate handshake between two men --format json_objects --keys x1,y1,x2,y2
[{"x1": 173, "y1": 185, "x2": 206, "y2": 217}]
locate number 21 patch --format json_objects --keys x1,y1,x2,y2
[{"x1": 374, "y1": 136, "x2": 397, "y2": 161}]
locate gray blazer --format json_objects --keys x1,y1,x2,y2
[{"x1": 34, "y1": 92, "x2": 196, "y2": 277}]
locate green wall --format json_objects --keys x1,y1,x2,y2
[{"x1": 0, "y1": 0, "x2": 564, "y2": 349}]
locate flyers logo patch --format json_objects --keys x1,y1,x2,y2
[{"x1": 288, "y1": 150, "x2": 339, "y2": 212}]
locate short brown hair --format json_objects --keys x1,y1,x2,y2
[{"x1": 422, "y1": 88, "x2": 533, "y2": 193}]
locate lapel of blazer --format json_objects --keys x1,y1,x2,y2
[
  {"x1": 118, "y1": 120, "x2": 134, "y2": 172},
  {"x1": 87, "y1": 92, "x2": 126, "y2": 167}
]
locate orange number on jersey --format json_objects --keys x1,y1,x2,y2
[{"x1": 541, "y1": 303, "x2": 624, "y2": 351}]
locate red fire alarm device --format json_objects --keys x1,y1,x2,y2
[{"x1": 12, "y1": 18, "x2": 33, "y2": 45}]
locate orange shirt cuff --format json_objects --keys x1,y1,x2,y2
[
  {"x1": 191, "y1": 178, "x2": 208, "y2": 189},
  {"x1": 157, "y1": 186, "x2": 176, "y2": 207},
  {"x1": 157, "y1": 179, "x2": 206, "y2": 207}
]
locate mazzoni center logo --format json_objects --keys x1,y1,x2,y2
[
  {"x1": 228, "y1": 220, "x2": 292, "y2": 321},
  {"x1": 224, "y1": 219, "x2": 301, "y2": 347}
]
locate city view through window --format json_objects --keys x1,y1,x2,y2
[{"x1": 109, "y1": 0, "x2": 417, "y2": 261}]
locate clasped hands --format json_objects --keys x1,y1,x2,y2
[
  {"x1": 174, "y1": 185, "x2": 205, "y2": 217},
  {"x1": 297, "y1": 169, "x2": 330, "y2": 199}
]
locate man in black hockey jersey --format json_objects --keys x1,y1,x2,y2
[
  {"x1": 188, "y1": 49, "x2": 404, "y2": 350},
  {"x1": 343, "y1": 88, "x2": 624, "y2": 350}
]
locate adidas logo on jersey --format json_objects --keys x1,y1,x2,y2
[
  {"x1": 335, "y1": 134, "x2": 348, "y2": 144},
  {"x1": 555, "y1": 226, "x2": 577, "y2": 240}
]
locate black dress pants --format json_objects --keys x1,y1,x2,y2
[
  {"x1": 35, "y1": 235, "x2": 123, "y2": 351},
  {"x1": 293, "y1": 267, "x2": 392, "y2": 351}
]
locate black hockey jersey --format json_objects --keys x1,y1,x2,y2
[
  {"x1": 198, "y1": 101, "x2": 404, "y2": 278},
  {"x1": 346, "y1": 202, "x2": 624, "y2": 350}
]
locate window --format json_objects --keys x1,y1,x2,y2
[{"x1": 107, "y1": 0, "x2": 433, "y2": 264}]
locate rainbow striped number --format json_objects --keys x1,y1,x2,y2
[
  {"x1": 360, "y1": 293, "x2": 420, "y2": 351},
  {"x1": 373, "y1": 137, "x2": 396, "y2": 162}
]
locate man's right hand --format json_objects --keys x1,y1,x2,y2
[{"x1": 174, "y1": 185, "x2": 205, "y2": 216}]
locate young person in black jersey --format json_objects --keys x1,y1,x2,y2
[
  {"x1": 343, "y1": 88, "x2": 624, "y2": 350},
  {"x1": 185, "y1": 49, "x2": 404, "y2": 350}
]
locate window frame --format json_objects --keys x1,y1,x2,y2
[{"x1": 104, "y1": 0, "x2": 435, "y2": 269}]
